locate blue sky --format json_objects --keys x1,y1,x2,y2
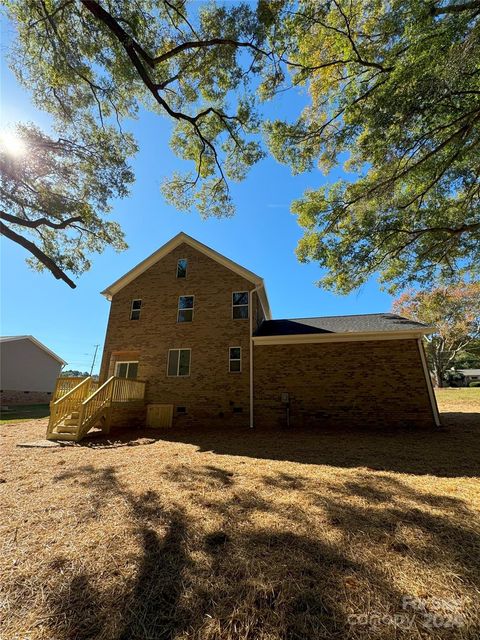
[{"x1": 0, "y1": 14, "x2": 392, "y2": 374}]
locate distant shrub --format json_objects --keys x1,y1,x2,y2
[{"x1": 469, "y1": 381, "x2": 480, "y2": 388}]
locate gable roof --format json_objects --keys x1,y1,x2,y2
[
  {"x1": 0, "y1": 335, "x2": 66, "y2": 364},
  {"x1": 254, "y1": 313, "x2": 433, "y2": 338},
  {"x1": 101, "y1": 232, "x2": 271, "y2": 319}
]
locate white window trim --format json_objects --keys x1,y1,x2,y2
[
  {"x1": 130, "y1": 299, "x2": 142, "y2": 320},
  {"x1": 167, "y1": 348, "x2": 191, "y2": 377},
  {"x1": 176, "y1": 258, "x2": 188, "y2": 278},
  {"x1": 232, "y1": 291, "x2": 249, "y2": 319},
  {"x1": 229, "y1": 346, "x2": 242, "y2": 373},
  {"x1": 177, "y1": 295, "x2": 195, "y2": 323},
  {"x1": 115, "y1": 360, "x2": 139, "y2": 378}
]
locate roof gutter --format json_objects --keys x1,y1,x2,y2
[{"x1": 253, "y1": 328, "x2": 434, "y2": 345}]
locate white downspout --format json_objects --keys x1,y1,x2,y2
[
  {"x1": 249, "y1": 285, "x2": 262, "y2": 428},
  {"x1": 417, "y1": 338, "x2": 441, "y2": 427}
]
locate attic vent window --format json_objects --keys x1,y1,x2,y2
[
  {"x1": 232, "y1": 291, "x2": 249, "y2": 319},
  {"x1": 177, "y1": 258, "x2": 187, "y2": 278},
  {"x1": 130, "y1": 299, "x2": 142, "y2": 320}
]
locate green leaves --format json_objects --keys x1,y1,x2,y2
[
  {"x1": 275, "y1": 0, "x2": 480, "y2": 292},
  {"x1": 3, "y1": 0, "x2": 479, "y2": 291},
  {"x1": 0, "y1": 123, "x2": 134, "y2": 286}
]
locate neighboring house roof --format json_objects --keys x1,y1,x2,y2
[
  {"x1": 254, "y1": 313, "x2": 433, "y2": 339},
  {"x1": 0, "y1": 335, "x2": 66, "y2": 365},
  {"x1": 101, "y1": 231, "x2": 272, "y2": 319},
  {"x1": 457, "y1": 369, "x2": 480, "y2": 376}
]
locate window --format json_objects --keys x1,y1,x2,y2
[
  {"x1": 115, "y1": 361, "x2": 139, "y2": 379},
  {"x1": 229, "y1": 347, "x2": 242, "y2": 372},
  {"x1": 130, "y1": 299, "x2": 142, "y2": 320},
  {"x1": 176, "y1": 406, "x2": 187, "y2": 414},
  {"x1": 178, "y1": 295, "x2": 194, "y2": 322},
  {"x1": 176, "y1": 258, "x2": 187, "y2": 278},
  {"x1": 167, "y1": 349, "x2": 191, "y2": 376},
  {"x1": 232, "y1": 291, "x2": 249, "y2": 319}
]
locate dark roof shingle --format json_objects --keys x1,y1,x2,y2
[{"x1": 254, "y1": 313, "x2": 429, "y2": 337}]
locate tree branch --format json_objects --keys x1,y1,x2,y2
[
  {"x1": 0, "y1": 218, "x2": 76, "y2": 288},
  {"x1": 431, "y1": 1, "x2": 480, "y2": 16},
  {"x1": 0, "y1": 210, "x2": 84, "y2": 230}
]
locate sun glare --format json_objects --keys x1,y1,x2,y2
[{"x1": 0, "y1": 129, "x2": 27, "y2": 157}]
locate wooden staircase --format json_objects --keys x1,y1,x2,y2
[{"x1": 46, "y1": 376, "x2": 146, "y2": 442}]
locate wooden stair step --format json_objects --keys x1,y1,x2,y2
[
  {"x1": 46, "y1": 433, "x2": 78, "y2": 441},
  {"x1": 55, "y1": 425, "x2": 78, "y2": 434},
  {"x1": 64, "y1": 418, "x2": 79, "y2": 426}
]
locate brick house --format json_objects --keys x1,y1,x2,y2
[{"x1": 96, "y1": 232, "x2": 440, "y2": 430}]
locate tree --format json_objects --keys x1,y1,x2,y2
[
  {"x1": 4, "y1": 0, "x2": 270, "y2": 218},
  {"x1": 3, "y1": 1, "x2": 480, "y2": 291},
  {"x1": 392, "y1": 283, "x2": 480, "y2": 386},
  {"x1": 264, "y1": 0, "x2": 480, "y2": 293},
  {"x1": 452, "y1": 337, "x2": 480, "y2": 369},
  {"x1": 0, "y1": 122, "x2": 135, "y2": 287}
]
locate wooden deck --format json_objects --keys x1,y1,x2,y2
[{"x1": 47, "y1": 376, "x2": 146, "y2": 442}]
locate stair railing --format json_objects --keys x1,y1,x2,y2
[
  {"x1": 47, "y1": 377, "x2": 94, "y2": 437},
  {"x1": 77, "y1": 376, "x2": 116, "y2": 439}
]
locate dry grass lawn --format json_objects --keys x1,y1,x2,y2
[{"x1": 1, "y1": 390, "x2": 479, "y2": 640}]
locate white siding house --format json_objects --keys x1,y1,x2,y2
[{"x1": 0, "y1": 336, "x2": 66, "y2": 404}]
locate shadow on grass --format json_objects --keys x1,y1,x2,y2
[
  {"x1": 46, "y1": 464, "x2": 479, "y2": 639},
  {"x1": 81, "y1": 409, "x2": 480, "y2": 478},
  {"x1": 0, "y1": 403, "x2": 50, "y2": 422}
]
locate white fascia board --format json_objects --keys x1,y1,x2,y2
[{"x1": 253, "y1": 329, "x2": 433, "y2": 345}]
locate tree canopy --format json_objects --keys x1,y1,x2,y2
[
  {"x1": 392, "y1": 282, "x2": 480, "y2": 386},
  {"x1": 2, "y1": 0, "x2": 480, "y2": 290},
  {"x1": 0, "y1": 123, "x2": 134, "y2": 286},
  {"x1": 270, "y1": 0, "x2": 480, "y2": 292}
]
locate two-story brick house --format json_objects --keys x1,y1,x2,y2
[{"x1": 97, "y1": 232, "x2": 440, "y2": 431}]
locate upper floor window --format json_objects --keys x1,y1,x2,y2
[
  {"x1": 229, "y1": 347, "x2": 242, "y2": 372},
  {"x1": 178, "y1": 295, "x2": 194, "y2": 322},
  {"x1": 177, "y1": 258, "x2": 187, "y2": 278},
  {"x1": 115, "y1": 361, "x2": 138, "y2": 379},
  {"x1": 232, "y1": 291, "x2": 249, "y2": 319},
  {"x1": 167, "y1": 349, "x2": 191, "y2": 377},
  {"x1": 130, "y1": 299, "x2": 142, "y2": 320}
]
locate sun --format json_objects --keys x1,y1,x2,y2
[{"x1": 0, "y1": 129, "x2": 27, "y2": 157}]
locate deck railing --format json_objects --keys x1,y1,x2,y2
[
  {"x1": 52, "y1": 377, "x2": 85, "y2": 402},
  {"x1": 112, "y1": 377, "x2": 146, "y2": 403},
  {"x1": 47, "y1": 377, "x2": 94, "y2": 436},
  {"x1": 52, "y1": 377, "x2": 99, "y2": 402}
]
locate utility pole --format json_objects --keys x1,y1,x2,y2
[{"x1": 90, "y1": 344, "x2": 99, "y2": 376}]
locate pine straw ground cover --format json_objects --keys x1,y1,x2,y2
[{"x1": 0, "y1": 391, "x2": 479, "y2": 640}]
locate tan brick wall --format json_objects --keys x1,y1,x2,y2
[
  {"x1": 100, "y1": 242, "x2": 264, "y2": 426},
  {"x1": 109, "y1": 403, "x2": 146, "y2": 430},
  {"x1": 253, "y1": 339, "x2": 435, "y2": 429}
]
